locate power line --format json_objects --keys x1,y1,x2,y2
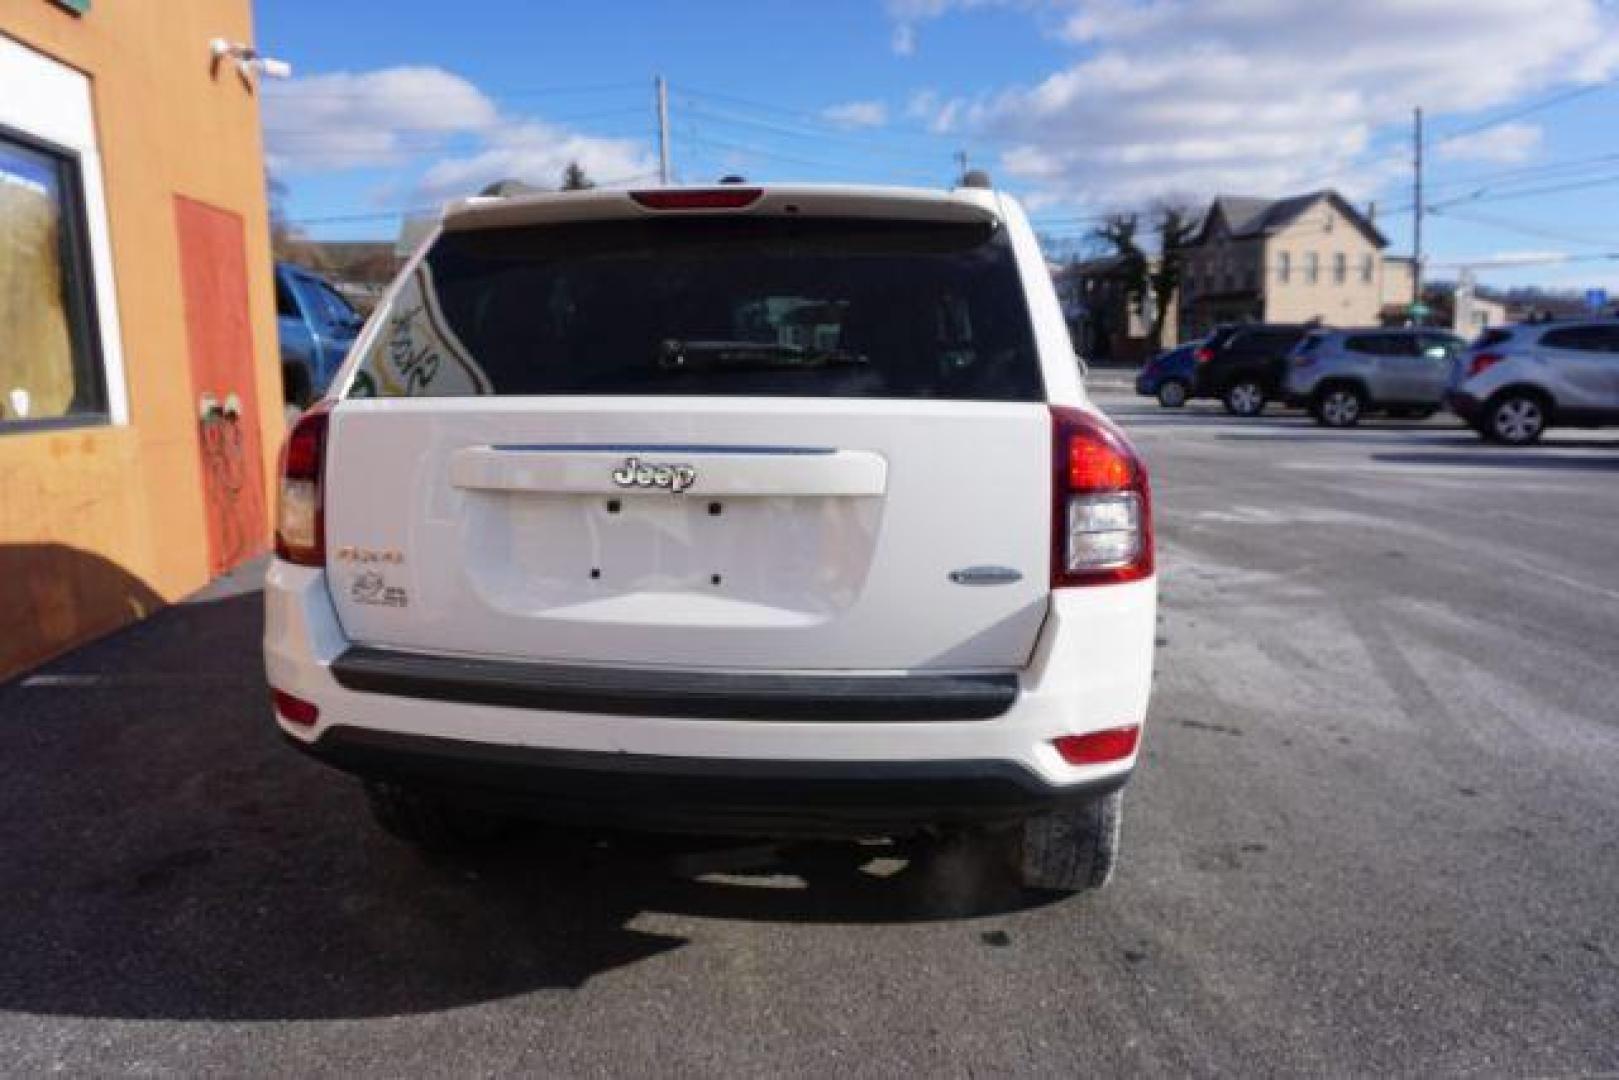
[
  {"x1": 682, "y1": 131, "x2": 941, "y2": 183},
  {"x1": 1429, "y1": 171, "x2": 1619, "y2": 211},
  {"x1": 1429, "y1": 207, "x2": 1619, "y2": 249},
  {"x1": 1423, "y1": 150, "x2": 1619, "y2": 197},
  {"x1": 1428, "y1": 78, "x2": 1614, "y2": 145},
  {"x1": 679, "y1": 101, "x2": 963, "y2": 167}
]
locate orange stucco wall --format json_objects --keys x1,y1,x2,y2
[{"x1": 0, "y1": 0, "x2": 282, "y2": 678}]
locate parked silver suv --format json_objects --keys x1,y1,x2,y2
[
  {"x1": 1284, "y1": 328, "x2": 1465, "y2": 427},
  {"x1": 1448, "y1": 318, "x2": 1619, "y2": 444}
]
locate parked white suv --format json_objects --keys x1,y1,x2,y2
[
  {"x1": 1449, "y1": 318, "x2": 1619, "y2": 444},
  {"x1": 263, "y1": 182, "x2": 1156, "y2": 896}
]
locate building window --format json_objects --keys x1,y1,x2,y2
[
  {"x1": 1278, "y1": 251, "x2": 1291, "y2": 283},
  {"x1": 1304, "y1": 252, "x2": 1320, "y2": 285},
  {"x1": 1360, "y1": 254, "x2": 1374, "y2": 284},
  {"x1": 1332, "y1": 252, "x2": 1346, "y2": 285},
  {"x1": 0, "y1": 127, "x2": 104, "y2": 428}
]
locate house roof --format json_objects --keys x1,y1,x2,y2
[{"x1": 1192, "y1": 189, "x2": 1388, "y2": 250}]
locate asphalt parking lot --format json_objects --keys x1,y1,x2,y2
[{"x1": 1, "y1": 384, "x2": 1615, "y2": 1076}]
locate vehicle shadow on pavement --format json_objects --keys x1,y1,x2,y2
[
  {"x1": 0, "y1": 587, "x2": 1049, "y2": 1023},
  {"x1": 1370, "y1": 450, "x2": 1619, "y2": 472},
  {"x1": 1212, "y1": 427, "x2": 1469, "y2": 444}
]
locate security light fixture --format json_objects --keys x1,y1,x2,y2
[{"x1": 209, "y1": 38, "x2": 292, "y2": 83}]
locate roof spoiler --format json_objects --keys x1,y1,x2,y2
[{"x1": 441, "y1": 184, "x2": 1002, "y2": 232}]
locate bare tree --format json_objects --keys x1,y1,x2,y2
[
  {"x1": 1091, "y1": 212, "x2": 1149, "y2": 319},
  {"x1": 1145, "y1": 201, "x2": 1199, "y2": 350},
  {"x1": 561, "y1": 161, "x2": 595, "y2": 190},
  {"x1": 266, "y1": 171, "x2": 323, "y2": 268}
]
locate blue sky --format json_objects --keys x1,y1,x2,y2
[{"x1": 257, "y1": 0, "x2": 1619, "y2": 294}]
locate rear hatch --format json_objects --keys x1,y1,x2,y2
[{"x1": 323, "y1": 190, "x2": 1052, "y2": 671}]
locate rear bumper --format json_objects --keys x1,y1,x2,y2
[
  {"x1": 264, "y1": 561, "x2": 1155, "y2": 831},
  {"x1": 289, "y1": 726, "x2": 1130, "y2": 835}
]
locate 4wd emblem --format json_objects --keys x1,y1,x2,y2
[{"x1": 612, "y1": 456, "x2": 697, "y2": 494}]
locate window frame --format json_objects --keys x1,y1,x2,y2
[
  {"x1": 1304, "y1": 251, "x2": 1320, "y2": 285},
  {"x1": 1332, "y1": 252, "x2": 1346, "y2": 285},
  {"x1": 0, "y1": 120, "x2": 108, "y2": 434}
]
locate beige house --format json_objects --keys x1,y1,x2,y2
[{"x1": 1177, "y1": 190, "x2": 1397, "y2": 338}]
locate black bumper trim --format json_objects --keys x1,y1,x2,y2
[
  {"x1": 330, "y1": 646, "x2": 1018, "y2": 721},
  {"x1": 1447, "y1": 391, "x2": 1483, "y2": 421},
  {"x1": 289, "y1": 726, "x2": 1128, "y2": 836}
]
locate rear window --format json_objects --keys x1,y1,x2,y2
[
  {"x1": 347, "y1": 216, "x2": 1043, "y2": 401},
  {"x1": 1472, "y1": 328, "x2": 1513, "y2": 350},
  {"x1": 1296, "y1": 333, "x2": 1325, "y2": 354}
]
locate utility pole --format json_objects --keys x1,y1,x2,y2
[
  {"x1": 1412, "y1": 106, "x2": 1424, "y2": 323},
  {"x1": 656, "y1": 75, "x2": 672, "y2": 186}
]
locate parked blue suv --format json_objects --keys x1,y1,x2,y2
[
  {"x1": 1134, "y1": 343, "x2": 1198, "y2": 408},
  {"x1": 276, "y1": 262, "x2": 363, "y2": 406}
]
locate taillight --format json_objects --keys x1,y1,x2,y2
[
  {"x1": 1053, "y1": 725, "x2": 1141, "y2": 765},
  {"x1": 630, "y1": 187, "x2": 762, "y2": 211},
  {"x1": 1051, "y1": 406, "x2": 1153, "y2": 587},
  {"x1": 1194, "y1": 347, "x2": 1214, "y2": 364},
  {"x1": 1292, "y1": 353, "x2": 1316, "y2": 367},
  {"x1": 1468, "y1": 352, "x2": 1505, "y2": 378},
  {"x1": 275, "y1": 401, "x2": 332, "y2": 566},
  {"x1": 271, "y1": 688, "x2": 320, "y2": 726}
]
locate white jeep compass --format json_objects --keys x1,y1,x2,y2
[{"x1": 264, "y1": 181, "x2": 1156, "y2": 895}]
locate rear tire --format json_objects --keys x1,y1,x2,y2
[
  {"x1": 1222, "y1": 380, "x2": 1267, "y2": 417},
  {"x1": 1484, "y1": 391, "x2": 1547, "y2": 445},
  {"x1": 1315, "y1": 385, "x2": 1365, "y2": 428},
  {"x1": 1020, "y1": 792, "x2": 1123, "y2": 892},
  {"x1": 1156, "y1": 379, "x2": 1189, "y2": 408},
  {"x1": 364, "y1": 781, "x2": 508, "y2": 855}
]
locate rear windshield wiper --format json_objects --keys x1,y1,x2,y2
[{"x1": 658, "y1": 339, "x2": 868, "y2": 372}]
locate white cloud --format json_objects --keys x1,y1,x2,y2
[
  {"x1": 1437, "y1": 122, "x2": 1543, "y2": 164},
  {"x1": 1478, "y1": 250, "x2": 1566, "y2": 266},
  {"x1": 885, "y1": 0, "x2": 1015, "y2": 54},
  {"x1": 263, "y1": 66, "x2": 497, "y2": 172},
  {"x1": 264, "y1": 65, "x2": 659, "y2": 204},
  {"x1": 891, "y1": 0, "x2": 1619, "y2": 210},
  {"x1": 417, "y1": 122, "x2": 657, "y2": 202},
  {"x1": 821, "y1": 100, "x2": 889, "y2": 128}
]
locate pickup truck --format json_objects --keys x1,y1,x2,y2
[{"x1": 276, "y1": 262, "x2": 363, "y2": 406}]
